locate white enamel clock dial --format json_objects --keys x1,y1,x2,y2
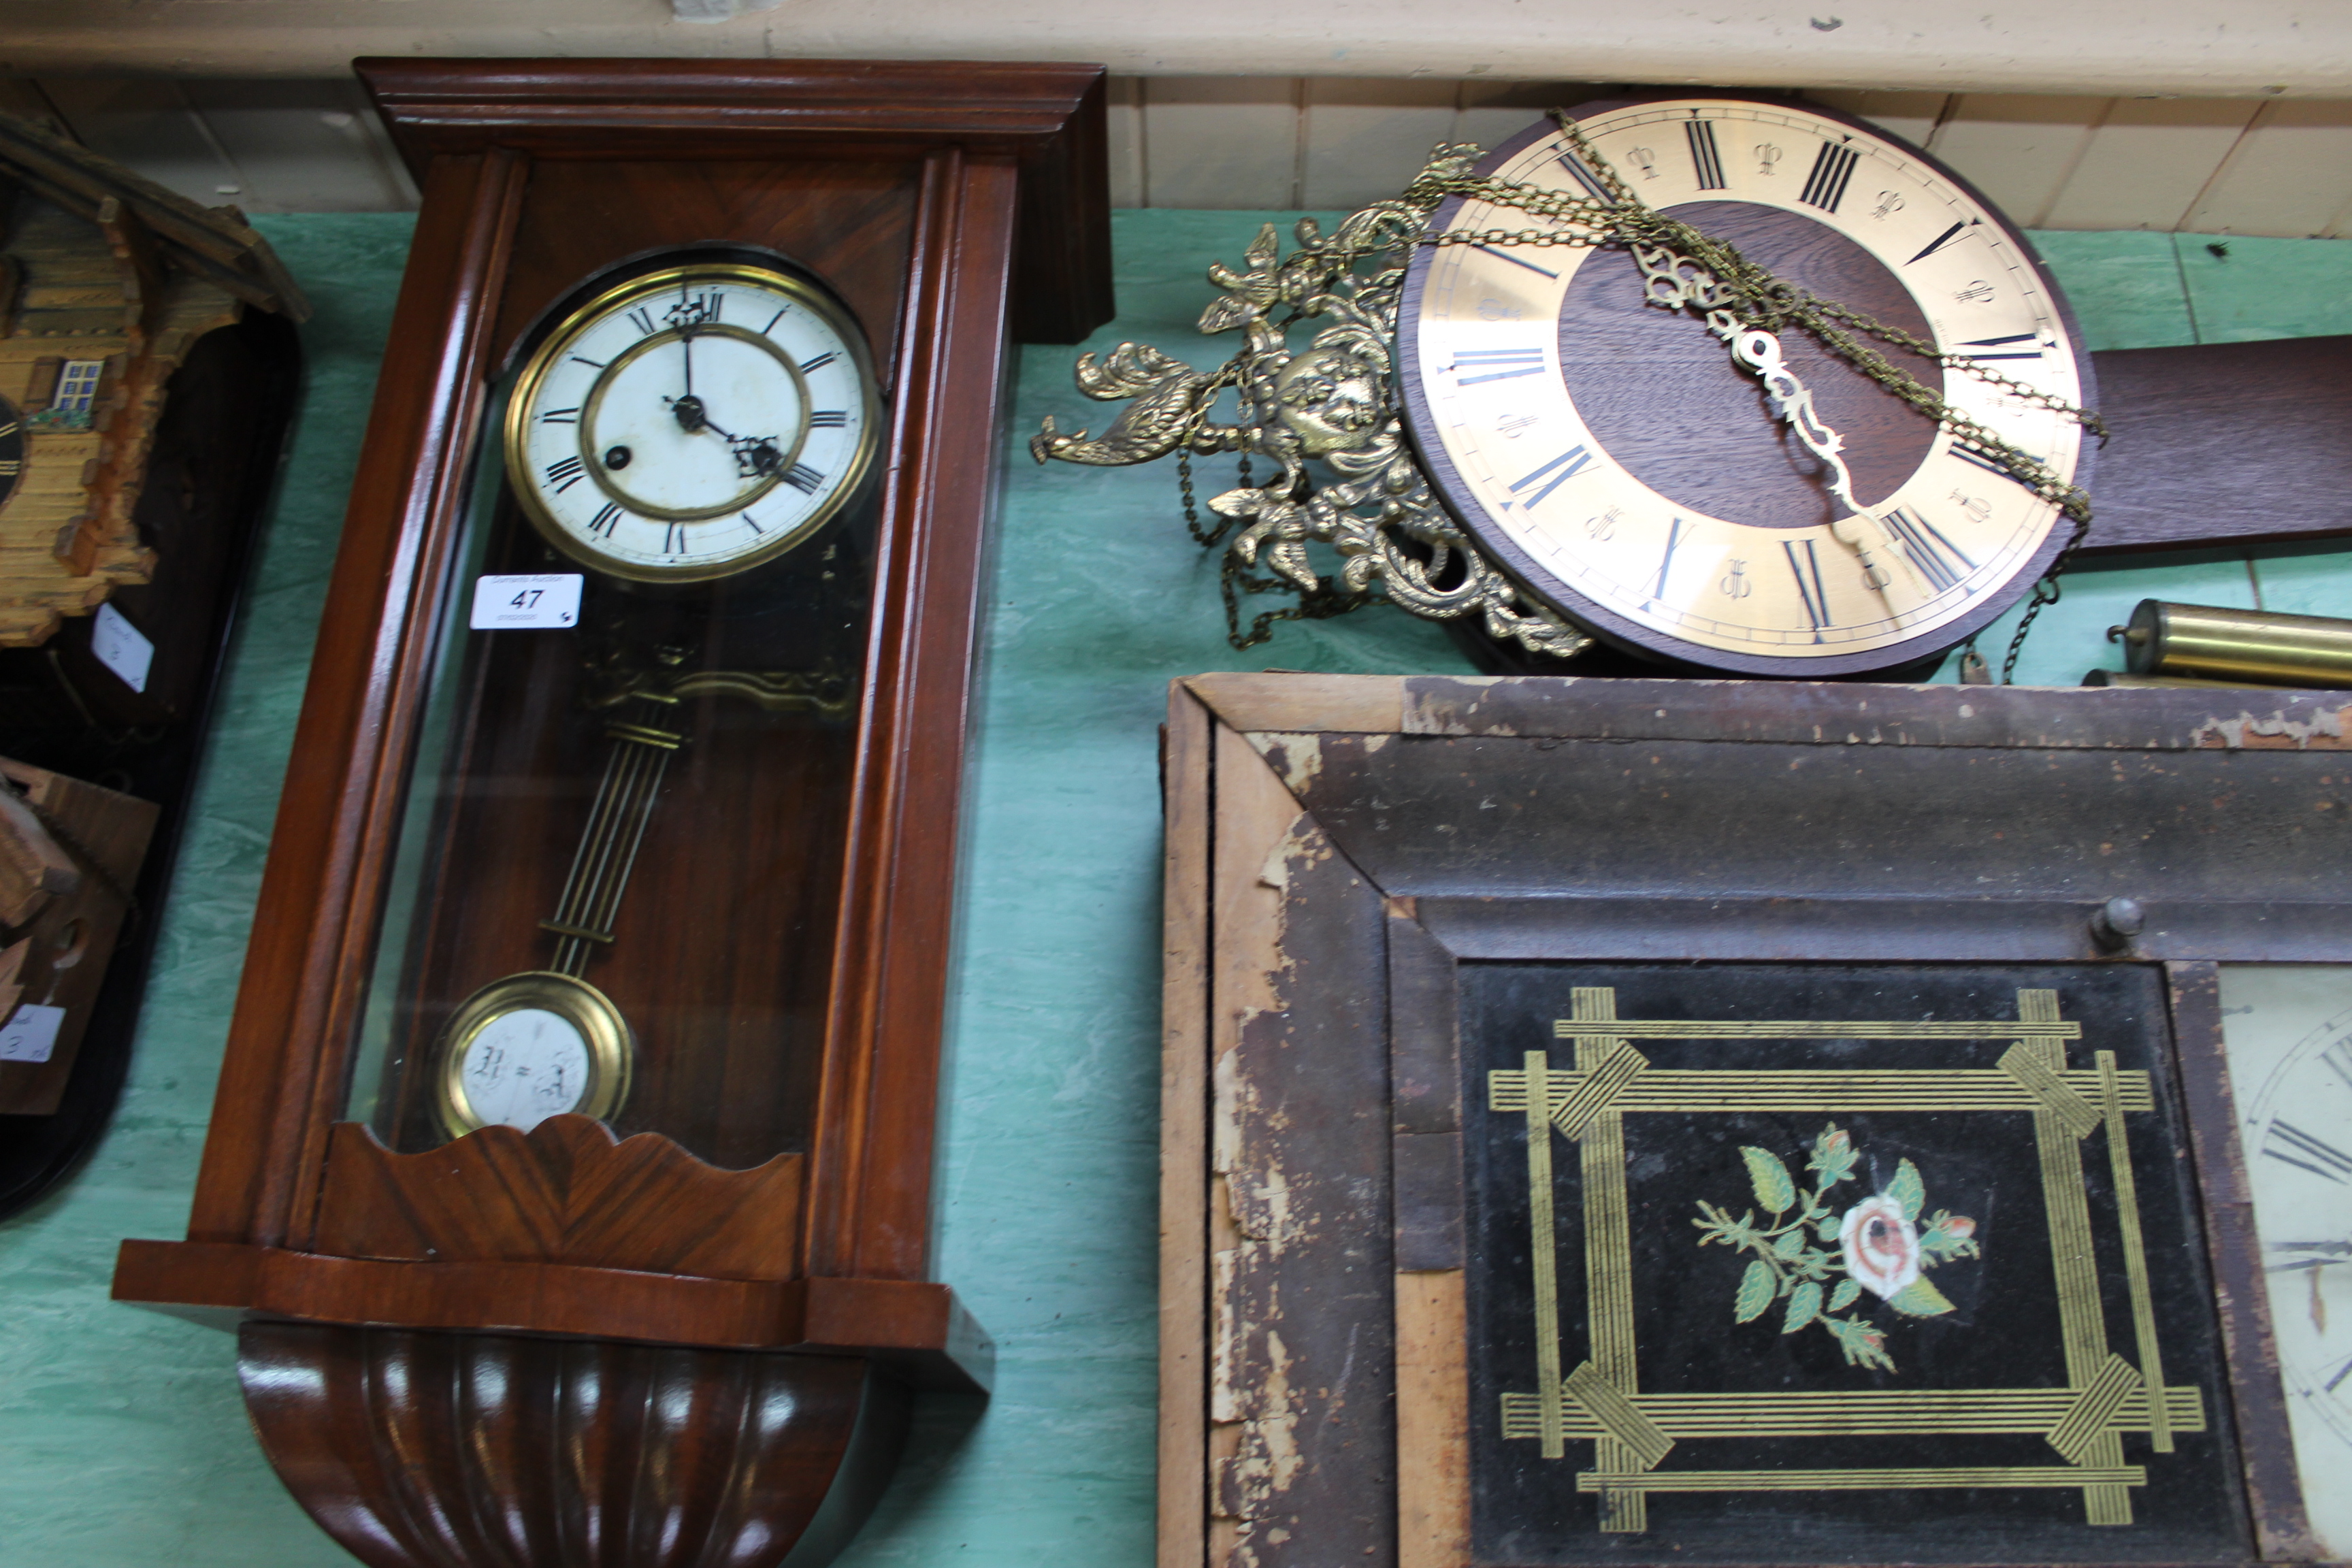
[
  {"x1": 457, "y1": 1007, "x2": 593, "y2": 1133},
  {"x1": 2219, "y1": 964, "x2": 2352, "y2": 1557},
  {"x1": 433, "y1": 970, "x2": 634, "y2": 1141},
  {"x1": 1403, "y1": 96, "x2": 2091, "y2": 675},
  {"x1": 506, "y1": 261, "x2": 879, "y2": 583}
]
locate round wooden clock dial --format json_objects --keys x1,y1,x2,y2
[
  {"x1": 1401, "y1": 95, "x2": 2097, "y2": 676},
  {"x1": 505, "y1": 260, "x2": 880, "y2": 585}
]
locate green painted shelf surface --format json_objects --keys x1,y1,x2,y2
[{"x1": 1, "y1": 208, "x2": 2348, "y2": 1567}]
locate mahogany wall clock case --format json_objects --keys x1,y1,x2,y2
[{"x1": 110, "y1": 57, "x2": 1111, "y2": 1568}]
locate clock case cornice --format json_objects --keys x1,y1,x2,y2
[
  {"x1": 1398, "y1": 91, "x2": 2102, "y2": 679},
  {"x1": 358, "y1": 56, "x2": 1113, "y2": 348},
  {"x1": 112, "y1": 58, "x2": 1113, "y2": 1390}
]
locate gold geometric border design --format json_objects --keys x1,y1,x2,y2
[{"x1": 1485, "y1": 987, "x2": 2198, "y2": 1534}]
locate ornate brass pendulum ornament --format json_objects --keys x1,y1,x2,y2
[{"x1": 427, "y1": 663, "x2": 691, "y2": 1138}]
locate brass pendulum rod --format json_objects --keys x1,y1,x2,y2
[{"x1": 540, "y1": 691, "x2": 685, "y2": 976}]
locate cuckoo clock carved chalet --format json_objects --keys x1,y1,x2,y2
[{"x1": 0, "y1": 110, "x2": 306, "y2": 647}]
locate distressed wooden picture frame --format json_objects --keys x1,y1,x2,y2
[{"x1": 1160, "y1": 672, "x2": 2350, "y2": 1568}]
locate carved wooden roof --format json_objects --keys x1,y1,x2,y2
[{"x1": 0, "y1": 108, "x2": 309, "y2": 321}]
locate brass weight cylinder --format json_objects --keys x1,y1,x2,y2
[{"x1": 2109, "y1": 600, "x2": 2352, "y2": 688}]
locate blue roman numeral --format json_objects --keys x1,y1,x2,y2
[
  {"x1": 1471, "y1": 244, "x2": 1558, "y2": 280},
  {"x1": 1450, "y1": 348, "x2": 1547, "y2": 385},
  {"x1": 1881, "y1": 507, "x2": 1976, "y2": 595},
  {"x1": 1958, "y1": 333, "x2": 2046, "y2": 361},
  {"x1": 1799, "y1": 142, "x2": 1860, "y2": 214},
  {"x1": 1784, "y1": 538, "x2": 1831, "y2": 636},
  {"x1": 2267, "y1": 1120, "x2": 2352, "y2": 1183},
  {"x1": 1685, "y1": 118, "x2": 1726, "y2": 191},
  {"x1": 1507, "y1": 446, "x2": 1593, "y2": 510},
  {"x1": 1950, "y1": 442, "x2": 2041, "y2": 486},
  {"x1": 1907, "y1": 219, "x2": 1978, "y2": 264}
]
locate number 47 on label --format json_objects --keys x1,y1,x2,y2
[{"x1": 470, "y1": 573, "x2": 583, "y2": 630}]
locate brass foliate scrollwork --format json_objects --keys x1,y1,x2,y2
[
  {"x1": 1031, "y1": 153, "x2": 1592, "y2": 662},
  {"x1": 1037, "y1": 121, "x2": 2110, "y2": 675}
]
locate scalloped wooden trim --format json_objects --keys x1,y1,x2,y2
[{"x1": 311, "y1": 1114, "x2": 802, "y2": 1281}]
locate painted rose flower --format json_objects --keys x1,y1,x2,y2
[
  {"x1": 1840, "y1": 1194, "x2": 1922, "y2": 1301},
  {"x1": 1695, "y1": 1128, "x2": 1976, "y2": 1372}
]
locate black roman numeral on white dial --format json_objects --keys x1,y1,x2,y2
[
  {"x1": 2219, "y1": 968, "x2": 2352, "y2": 1556},
  {"x1": 504, "y1": 260, "x2": 879, "y2": 585}
]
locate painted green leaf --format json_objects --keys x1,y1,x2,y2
[
  {"x1": 1886, "y1": 1158, "x2": 1926, "y2": 1222},
  {"x1": 1740, "y1": 1146, "x2": 1797, "y2": 1213},
  {"x1": 1823, "y1": 1313, "x2": 1898, "y2": 1372},
  {"x1": 1886, "y1": 1275, "x2": 1956, "y2": 1317},
  {"x1": 1808, "y1": 1123, "x2": 1859, "y2": 1188},
  {"x1": 1733, "y1": 1260, "x2": 1774, "y2": 1323},
  {"x1": 1818, "y1": 1215, "x2": 1842, "y2": 1243},
  {"x1": 1829, "y1": 1277, "x2": 1862, "y2": 1312},
  {"x1": 1772, "y1": 1229, "x2": 1805, "y2": 1259},
  {"x1": 1782, "y1": 1279, "x2": 1823, "y2": 1334},
  {"x1": 1918, "y1": 1209, "x2": 1982, "y2": 1263}
]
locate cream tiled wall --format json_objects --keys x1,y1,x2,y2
[{"x1": 10, "y1": 74, "x2": 2352, "y2": 238}]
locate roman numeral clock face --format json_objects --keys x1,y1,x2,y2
[
  {"x1": 1401, "y1": 97, "x2": 2094, "y2": 675},
  {"x1": 2218, "y1": 966, "x2": 2352, "y2": 1558},
  {"x1": 504, "y1": 261, "x2": 879, "y2": 583}
]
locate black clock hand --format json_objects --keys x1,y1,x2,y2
[
  {"x1": 2270, "y1": 1241, "x2": 2352, "y2": 1267},
  {"x1": 659, "y1": 395, "x2": 785, "y2": 478}
]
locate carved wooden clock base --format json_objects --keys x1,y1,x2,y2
[{"x1": 242, "y1": 1322, "x2": 904, "y2": 1568}]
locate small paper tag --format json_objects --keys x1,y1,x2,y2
[
  {"x1": 470, "y1": 574, "x2": 582, "y2": 630},
  {"x1": 91, "y1": 602, "x2": 154, "y2": 692},
  {"x1": 0, "y1": 1003, "x2": 67, "y2": 1064}
]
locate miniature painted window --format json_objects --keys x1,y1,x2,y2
[{"x1": 52, "y1": 360, "x2": 103, "y2": 414}]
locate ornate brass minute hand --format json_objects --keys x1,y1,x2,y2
[
  {"x1": 1629, "y1": 243, "x2": 1916, "y2": 600},
  {"x1": 1724, "y1": 327, "x2": 1914, "y2": 596}
]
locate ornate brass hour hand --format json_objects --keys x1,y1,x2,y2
[
  {"x1": 1722, "y1": 326, "x2": 1916, "y2": 598},
  {"x1": 1632, "y1": 242, "x2": 1918, "y2": 600}
]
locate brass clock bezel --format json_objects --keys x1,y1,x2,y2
[
  {"x1": 431, "y1": 969, "x2": 637, "y2": 1141},
  {"x1": 502, "y1": 259, "x2": 882, "y2": 585}
]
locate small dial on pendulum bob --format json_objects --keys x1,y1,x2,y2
[{"x1": 429, "y1": 683, "x2": 687, "y2": 1138}]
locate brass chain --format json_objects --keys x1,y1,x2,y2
[
  {"x1": 1382, "y1": 117, "x2": 2106, "y2": 532},
  {"x1": 1175, "y1": 367, "x2": 1370, "y2": 648},
  {"x1": 1378, "y1": 120, "x2": 2108, "y2": 680},
  {"x1": 1180, "y1": 116, "x2": 2108, "y2": 676}
]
